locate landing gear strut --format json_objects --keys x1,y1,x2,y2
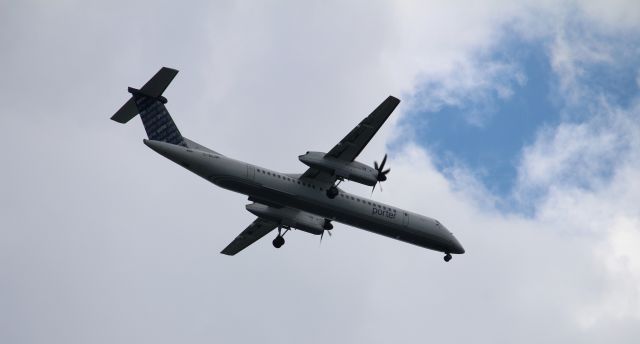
[
  {"x1": 272, "y1": 227, "x2": 289, "y2": 249},
  {"x1": 326, "y1": 179, "x2": 342, "y2": 199},
  {"x1": 444, "y1": 253, "x2": 452, "y2": 262}
]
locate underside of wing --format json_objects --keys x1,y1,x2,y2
[
  {"x1": 326, "y1": 96, "x2": 399, "y2": 162},
  {"x1": 220, "y1": 217, "x2": 278, "y2": 256},
  {"x1": 300, "y1": 96, "x2": 400, "y2": 185},
  {"x1": 299, "y1": 167, "x2": 336, "y2": 185}
]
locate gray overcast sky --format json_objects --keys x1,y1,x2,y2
[{"x1": 2, "y1": 1, "x2": 640, "y2": 343}]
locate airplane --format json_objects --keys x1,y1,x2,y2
[{"x1": 111, "y1": 67, "x2": 465, "y2": 262}]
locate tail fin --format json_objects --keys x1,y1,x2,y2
[{"x1": 111, "y1": 67, "x2": 186, "y2": 146}]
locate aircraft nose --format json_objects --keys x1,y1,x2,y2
[{"x1": 450, "y1": 235, "x2": 465, "y2": 254}]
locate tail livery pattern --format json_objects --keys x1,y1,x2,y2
[{"x1": 111, "y1": 67, "x2": 186, "y2": 146}]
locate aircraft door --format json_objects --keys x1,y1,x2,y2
[
  {"x1": 246, "y1": 164, "x2": 255, "y2": 181},
  {"x1": 402, "y1": 212, "x2": 409, "y2": 227}
]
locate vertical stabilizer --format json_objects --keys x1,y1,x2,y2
[{"x1": 111, "y1": 67, "x2": 186, "y2": 146}]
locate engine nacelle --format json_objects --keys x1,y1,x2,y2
[
  {"x1": 246, "y1": 203, "x2": 331, "y2": 235},
  {"x1": 298, "y1": 151, "x2": 378, "y2": 186}
]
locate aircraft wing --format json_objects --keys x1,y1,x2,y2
[
  {"x1": 301, "y1": 96, "x2": 400, "y2": 184},
  {"x1": 220, "y1": 217, "x2": 278, "y2": 256}
]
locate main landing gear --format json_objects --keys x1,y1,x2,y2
[
  {"x1": 272, "y1": 227, "x2": 289, "y2": 249},
  {"x1": 444, "y1": 253, "x2": 452, "y2": 262},
  {"x1": 326, "y1": 179, "x2": 342, "y2": 199},
  {"x1": 326, "y1": 186, "x2": 339, "y2": 199}
]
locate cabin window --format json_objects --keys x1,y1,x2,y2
[{"x1": 297, "y1": 181, "x2": 300, "y2": 184}]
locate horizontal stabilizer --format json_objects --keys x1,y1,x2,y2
[
  {"x1": 110, "y1": 67, "x2": 186, "y2": 146},
  {"x1": 111, "y1": 98, "x2": 138, "y2": 124},
  {"x1": 110, "y1": 67, "x2": 178, "y2": 124},
  {"x1": 139, "y1": 67, "x2": 178, "y2": 98}
]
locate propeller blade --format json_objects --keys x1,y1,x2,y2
[
  {"x1": 379, "y1": 154, "x2": 387, "y2": 171},
  {"x1": 320, "y1": 229, "x2": 332, "y2": 245},
  {"x1": 374, "y1": 161, "x2": 379, "y2": 170},
  {"x1": 371, "y1": 182, "x2": 377, "y2": 195},
  {"x1": 382, "y1": 168, "x2": 390, "y2": 175}
]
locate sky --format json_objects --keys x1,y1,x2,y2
[{"x1": 1, "y1": 1, "x2": 640, "y2": 343}]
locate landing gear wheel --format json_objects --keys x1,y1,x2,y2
[
  {"x1": 326, "y1": 186, "x2": 339, "y2": 199},
  {"x1": 444, "y1": 253, "x2": 452, "y2": 262},
  {"x1": 272, "y1": 235, "x2": 285, "y2": 248}
]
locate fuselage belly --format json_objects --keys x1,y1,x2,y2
[{"x1": 145, "y1": 140, "x2": 465, "y2": 254}]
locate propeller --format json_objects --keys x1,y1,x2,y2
[
  {"x1": 372, "y1": 153, "x2": 391, "y2": 194},
  {"x1": 320, "y1": 219, "x2": 333, "y2": 244},
  {"x1": 320, "y1": 228, "x2": 332, "y2": 244}
]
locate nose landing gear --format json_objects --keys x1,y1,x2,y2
[{"x1": 444, "y1": 253, "x2": 452, "y2": 262}]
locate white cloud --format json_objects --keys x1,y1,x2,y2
[{"x1": 516, "y1": 115, "x2": 626, "y2": 195}]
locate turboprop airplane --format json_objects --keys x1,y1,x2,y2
[{"x1": 111, "y1": 67, "x2": 465, "y2": 262}]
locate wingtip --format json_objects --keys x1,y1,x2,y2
[{"x1": 161, "y1": 66, "x2": 179, "y2": 74}]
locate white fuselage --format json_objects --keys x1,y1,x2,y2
[{"x1": 144, "y1": 139, "x2": 465, "y2": 255}]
